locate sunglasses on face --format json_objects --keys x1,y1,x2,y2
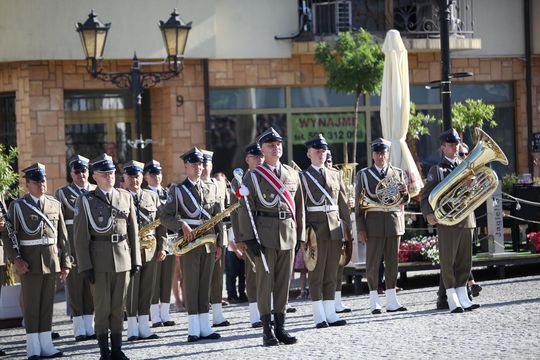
[
  {"x1": 73, "y1": 169, "x2": 88, "y2": 175},
  {"x1": 325, "y1": 160, "x2": 332, "y2": 163},
  {"x1": 459, "y1": 152, "x2": 469, "y2": 157}
]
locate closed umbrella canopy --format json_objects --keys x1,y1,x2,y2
[{"x1": 380, "y1": 29, "x2": 423, "y2": 196}]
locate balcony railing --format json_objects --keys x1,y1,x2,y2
[{"x1": 308, "y1": 0, "x2": 475, "y2": 39}]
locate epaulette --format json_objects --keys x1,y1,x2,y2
[
  {"x1": 44, "y1": 194, "x2": 61, "y2": 205},
  {"x1": 116, "y1": 188, "x2": 130, "y2": 195}
]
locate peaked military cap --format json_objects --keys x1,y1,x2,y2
[
  {"x1": 258, "y1": 127, "x2": 283, "y2": 145},
  {"x1": 245, "y1": 142, "x2": 263, "y2": 156},
  {"x1": 143, "y1": 160, "x2": 162, "y2": 174},
  {"x1": 23, "y1": 163, "x2": 46, "y2": 181},
  {"x1": 201, "y1": 150, "x2": 214, "y2": 164},
  {"x1": 90, "y1": 154, "x2": 116, "y2": 173},
  {"x1": 123, "y1": 160, "x2": 144, "y2": 175},
  {"x1": 69, "y1": 155, "x2": 90, "y2": 171},
  {"x1": 180, "y1": 147, "x2": 204, "y2": 163},
  {"x1": 371, "y1": 138, "x2": 392, "y2": 152},
  {"x1": 439, "y1": 128, "x2": 461, "y2": 144},
  {"x1": 305, "y1": 134, "x2": 328, "y2": 150}
]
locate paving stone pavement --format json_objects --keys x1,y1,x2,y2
[{"x1": 1, "y1": 274, "x2": 539, "y2": 359}]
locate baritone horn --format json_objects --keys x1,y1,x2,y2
[{"x1": 428, "y1": 127, "x2": 508, "y2": 226}]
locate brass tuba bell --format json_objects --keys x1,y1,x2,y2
[{"x1": 428, "y1": 127, "x2": 508, "y2": 226}]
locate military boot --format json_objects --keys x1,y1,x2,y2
[
  {"x1": 97, "y1": 334, "x2": 110, "y2": 360},
  {"x1": 273, "y1": 313, "x2": 297, "y2": 345},
  {"x1": 110, "y1": 333, "x2": 129, "y2": 360},
  {"x1": 260, "y1": 314, "x2": 278, "y2": 346}
]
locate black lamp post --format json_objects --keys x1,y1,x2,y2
[{"x1": 76, "y1": 9, "x2": 192, "y2": 160}]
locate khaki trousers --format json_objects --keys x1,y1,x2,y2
[
  {"x1": 245, "y1": 251, "x2": 257, "y2": 303},
  {"x1": 438, "y1": 226, "x2": 473, "y2": 289},
  {"x1": 255, "y1": 248, "x2": 293, "y2": 316},
  {"x1": 309, "y1": 240, "x2": 342, "y2": 301},
  {"x1": 366, "y1": 236, "x2": 400, "y2": 291},
  {"x1": 21, "y1": 273, "x2": 56, "y2": 333},
  {"x1": 92, "y1": 272, "x2": 129, "y2": 336},
  {"x1": 152, "y1": 255, "x2": 175, "y2": 304},
  {"x1": 126, "y1": 259, "x2": 157, "y2": 316},
  {"x1": 180, "y1": 252, "x2": 215, "y2": 315},
  {"x1": 66, "y1": 269, "x2": 94, "y2": 316},
  {"x1": 210, "y1": 252, "x2": 224, "y2": 304}
]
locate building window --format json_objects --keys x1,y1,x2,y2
[{"x1": 0, "y1": 92, "x2": 17, "y2": 172}]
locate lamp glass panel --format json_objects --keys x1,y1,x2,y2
[
  {"x1": 177, "y1": 28, "x2": 189, "y2": 56},
  {"x1": 95, "y1": 30, "x2": 107, "y2": 58},
  {"x1": 81, "y1": 31, "x2": 97, "y2": 58}
]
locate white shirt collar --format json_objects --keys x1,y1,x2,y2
[
  {"x1": 188, "y1": 178, "x2": 200, "y2": 187},
  {"x1": 30, "y1": 194, "x2": 43, "y2": 204},
  {"x1": 311, "y1": 164, "x2": 323, "y2": 172},
  {"x1": 374, "y1": 165, "x2": 387, "y2": 174},
  {"x1": 148, "y1": 185, "x2": 160, "y2": 192},
  {"x1": 445, "y1": 156, "x2": 457, "y2": 164}
]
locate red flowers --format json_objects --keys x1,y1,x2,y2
[{"x1": 527, "y1": 231, "x2": 540, "y2": 252}]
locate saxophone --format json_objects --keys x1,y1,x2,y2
[
  {"x1": 138, "y1": 219, "x2": 160, "y2": 250},
  {"x1": 172, "y1": 202, "x2": 240, "y2": 256}
]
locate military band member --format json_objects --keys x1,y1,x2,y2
[
  {"x1": 301, "y1": 135, "x2": 352, "y2": 328},
  {"x1": 202, "y1": 150, "x2": 230, "y2": 327},
  {"x1": 158, "y1": 147, "x2": 223, "y2": 342},
  {"x1": 54, "y1": 155, "x2": 96, "y2": 342},
  {"x1": 421, "y1": 129, "x2": 479, "y2": 313},
  {"x1": 123, "y1": 161, "x2": 166, "y2": 341},
  {"x1": 144, "y1": 160, "x2": 176, "y2": 328},
  {"x1": 355, "y1": 138, "x2": 409, "y2": 314},
  {"x1": 73, "y1": 154, "x2": 141, "y2": 360},
  {"x1": 327, "y1": 150, "x2": 352, "y2": 314},
  {"x1": 237, "y1": 128, "x2": 305, "y2": 346},
  {"x1": 5, "y1": 163, "x2": 71, "y2": 359},
  {"x1": 230, "y1": 142, "x2": 264, "y2": 328}
]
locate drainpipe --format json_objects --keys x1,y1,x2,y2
[
  {"x1": 524, "y1": 0, "x2": 533, "y2": 174},
  {"x1": 203, "y1": 59, "x2": 211, "y2": 148}
]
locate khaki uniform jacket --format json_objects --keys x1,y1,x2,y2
[
  {"x1": 301, "y1": 165, "x2": 352, "y2": 241},
  {"x1": 420, "y1": 157, "x2": 476, "y2": 229},
  {"x1": 5, "y1": 194, "x2": 71, "y2": 273},
  {"x1": 237, "y1": 163, "x2": 305, "y2": 250},
  {"x1": 54, "y1": 183, "x2": 96, "y2": 259},
  {"x1": 73, "y1": 187, "x2": 141, "y2": 273},
  {"x1": 133, "y1": 189, "x2": 167, "y2": 262},
  {"x1": 158, "y1": 178, "x2": 224, "y2": 253},
  {"x1": 355, "y1": 165, "x2": 409, "y2": 237}
]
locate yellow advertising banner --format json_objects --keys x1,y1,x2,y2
[{"x1": 291, "y1": 112, "x2": 366, "y2": 144}]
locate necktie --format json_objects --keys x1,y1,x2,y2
[
  {"x1": 105, "y1": 192, "x2": 110, "y2": 203},
  {"x1": 274, "y1": 167, "x2": 280, "y2": 178},
  {"x1": 319, "y1": 168, "x2": 326, "y2": 186},
  {"x1": 380, "y1": 169, "x2": 385, "y2": 179},
  {"x1": 36, "y1": 199, "x2": 42, "y2": 210}
]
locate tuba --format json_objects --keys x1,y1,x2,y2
[
  {"x1": 428, "y1": 127, "x2": 508, "y2": 226},
  {"x1": 172, "y1": 202, "x2": 240, "y2": 255},
  {"x1": 138, "y1": 219, "x2": 160, "y2": 249}
]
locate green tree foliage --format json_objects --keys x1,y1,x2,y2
[
  {"x1": 315, "y1": 29, "x2": 384, "y2": 166},
  {"x1": 408, "y1": 102, "x2": 436, "y2": 141},
  {"x1": 445, "y1": 99, "x2": 497, "y2": 133},
  {"x1": 0, "y1": 144, "x2": 20, "y2": 199}
]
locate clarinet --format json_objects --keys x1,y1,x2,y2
[{"x1": 0, "y1": 198, "x2": 21, "y2": 257}]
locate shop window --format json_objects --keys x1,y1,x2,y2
[
  {"x1": 209, "y1": 88, "x2": 285, "y2": 110},
  {"x1": 291, "y1": 87, "x2": 361, "y2": 108}
]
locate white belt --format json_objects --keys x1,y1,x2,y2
[
  {"x1": 365, "y1": 207, "x2": 401, "y2": 213},
  {"x1": 65, "y1": 219, "x2": 74, "y2": 225},
  {"x1": 307, "y1": 204, "x2": 339, "y2": 213},
  {"x1": 184, "y1": 219, "x2": 204, "y2": 226},
  {"x1": 20, "y1": 237, "x2": 56, "y2": 246}
]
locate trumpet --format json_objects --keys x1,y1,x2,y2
[{"x1": 172, "y1": 202, "x2": 240, "y2": 256}]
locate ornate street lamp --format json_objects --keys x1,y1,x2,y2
[{"x1": 76, "y1": 9, "x2": 191, "y2": 160}]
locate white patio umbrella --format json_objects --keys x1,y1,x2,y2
[{"x1": 380, "y1": 29, "x2": 423, "y2": 196}]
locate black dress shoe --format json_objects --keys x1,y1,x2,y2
[
  {"x1": 471, "y1": 284, "x2": 482, "y2": 297},
  {"x1": 436, "y1": 299, "x2": 449, "y2": 310},
  {"x1": 213, "y1": 320, "x2": 230, "y2": 327},
  {"x1": 387, "y1": 306, "x2": 408, "y2": 313},
  {"x1": 0, "y1": 349, "x2": 5, "y2": 356},
  {"x1": 201, "y1": 332, "x2": 221, "y2": 340},
  {"x1": 127, "y1": 336, "x2": 139, "y2": 341},
  {"x1": 336, "y1": 308, "x2": 352, "y2": 314},
  {"x1": 251, "y1": 321, "x2": 262, "y2": 328},
  {"x1": 41, "y1": 351, "x2": 63, "y2": 358},
  {"x1": 263, "y1": 335, "x2": 279, "y2": 347},
  {"x1": 139, "y1": 334, "x2": 159, "y2": 340},
  {"x1": 371, "y1": 309, "x2": 382, "y2": 315},
  {"x1": 187, "y1": 335, "x2": 200, "y2": 343},
  {"x1": 286, "y1": 306, "x2": 296, "y2": 313},
  {"x1": 75, "y1": 335, "x2": 88, "y2": 341},
  {"x1": 151, "y1": 322, "x2": 163, "y2": 328},
  {"x1": 464, "y1": 303, "x2": 481, "y2": 311},
  {"x1": 51, "y1": 332, "x2": 60, "y2": 340},
  {"x1": 315, "y1": 321, "x2": 329, "y2": 329},
  {"x1": 162, "y1": 321, "x2": 175, "y2": 326},
  {"x1": 86, "y1": 334, "x2": 97, "y2": 340},
  {"x1": 28, "y1": 356, "x2": 40, "y2": 360},
  {"x1": 450, "y1": 307, "x2": 464, "y2": 313},
  {"x1": 238, "y1": 293, "x2": 249, "y2": 303},
  {"x1": 328, "y1": 319, "x2": 347, "y2": 326}
]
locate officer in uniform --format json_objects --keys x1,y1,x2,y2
[
  {"x1": 421, "y1": 129, "x2": 479, "y2": 313},
  {"x1": 201, "y1": 150, "x2": 230, "y2": 327},
  {"x1": 230, "y1": 142, "x2": 263, "y2": 328},
  {"x1": 123, "y1": 161, "x2": 166, "y2": 341},
  {"x1": 158, "y1": 147, "x2": 223, "y2": 342},
  {"x1": 5, "y1": 163, "x2": 71, "y2": 359},
  {"x1": 0, "y1": 193, "x2": 11, "y2": 357},
  {"x1": 237, "y1": 128, "x2": 305, "y2": 346},
  {"x1": 73, "y1": 154, "x2": 141, "y2": 360},
  {"x1": 355, "y1": 138, "x2": 409, "y2": 314},
  {"x1": 54, "y1": 155, "x2": 96, "y2": 341},
  {"x1": 143, "y1": 160, "x2": 176, "y2": 328},
  {"x1": 301, "y1": 135, "x2": 352, "y2": 328}
]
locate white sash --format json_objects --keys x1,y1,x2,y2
[
  {"x1": 181, "y1": 184, "x2": 211, "y2": 220},
  {"x1": 303, "y1": 170, "x2": 337, "y2": 206},
  {"x1": 21, "y1": 199, "x2": 57, "y2": 237}
]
